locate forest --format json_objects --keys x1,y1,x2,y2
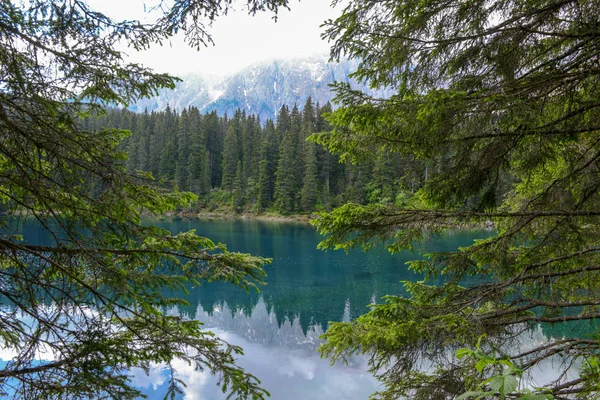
[
  {"x1": 90, "y1": 100, "x2": 426, "y2": 214},
  {"x1": 2, "y1": 0, "x2": 600, "y2": 398}
]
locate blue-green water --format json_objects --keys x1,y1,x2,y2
[
  {"x1": 132, "y1": 219, "x2": 489, "y2": 399},
  {"x1": 150, "y1": 219, "x2": 488, "y2": 331},
  {"x1": 15, "y1": 218, "x2": 492, "y2": 399}
]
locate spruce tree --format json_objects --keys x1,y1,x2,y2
[
  {"x1": 289, "y1": 104, "x2": 304, "y2": 206},
  {"x1": 125, "y1": 135, "x2": 139, "y2": 172},
  {"x1": 300, "y1": 141, "x2": 319, "y2": 211},
  {"x1": 136, "y1": 109, "x2": 150, "y2": 172},
  {"x1": 300, "y1": 98, "x2": 319, "y2": 211},
  {"x1": 159, "y1": 136, "x2": 177, "y2": 181},
  {"x1": 204, "y1": 111, "x2": 224, "y2": 188},
  {"x1": 257, "y1": 120, "x2": 279, "y2": 210},
  {"x1": 233, "y1": 161, "x2": 245, "y2": 211},
  {"x1": 274, "y1": 129, "x2": 297, "y2": 213},
  {"x1": 221, "y1": 124, "x2": 239, "y2": 190},
  {"x1": 371, "y1": 150, "x2": 396, "y2": 203},
  {"x1": 0, "y1": 0, "x2": 288, "y2": 398},
  {"x1": 175, "y1": 108, "x2": 191, "y2": 190},
  {"x1": 313, "y1": 0, "x2": 600, "y2": 398}
]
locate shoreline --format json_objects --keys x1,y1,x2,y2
[{"x1": 155, "y1": 210, "x2": 314, "y2": 224}]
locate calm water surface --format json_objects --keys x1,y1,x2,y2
[
  {"x1": 16, "y1": 218, "x2": 491, "y2": 399},
  {"x1": 131, "y1": 219, "x2": 490, "y2": 399}
]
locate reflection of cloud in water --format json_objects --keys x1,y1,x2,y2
[
  {"x1": 137, "y1": 327, "x2": 380, "y2": 400},
  {"x1": 136, "y1": 300, "x2": 585, "y2": 399},
  {"x1": 129, "y1": 363, "x2": 167, "y2": 391},
  {"x1": 517, "y1": 326, "x2": 581, "y2": 389},
  {"x1": 137, "y1": 298, "x2": 381, "y2": 399}
]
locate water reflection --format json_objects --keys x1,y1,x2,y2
[
  {"x1": 11, "y1": 219, "x2": 506, "y2": 398},
  {"x1": 131, "y1": 298, "x2": 581, "y2": 399},
  {"x1": 134, "y1": 298, "x2": 381, "y2": 399},
  {"x1": 151, "y1": 219, "x2": 492, "y2": 333}
]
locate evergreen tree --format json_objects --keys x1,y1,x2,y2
[
  {"x1": 187, "y1": 144, "x2": 211, "y2": 197},
  {"x1": 257, "y1": 120, "x2": 279, "y2": 210},
  {"x1": 289, "y1": 104, "x2": 304, "y2": 206},
  {"x1": 302, "y1": 97, "x2": 316, "y2": 138},
  {"x1": 136, "y1": 109, "x2": 150, "y2": 172},
  {"x1": 242, "y1": 115, "x2": 260, "y2": 185},
  {"x1": 159, "y1": 136, "x2": 177, "y2": 181},
  {"x1": 0, "y1": 0, "x2": 287, "y2": 398},
  {"x1": 276, "y1": 105, "x2": 290, "y2": 131},
  {"x1": 175, "y1": 108, "x2": 191, "y2": 190},
  {"x1": 204, "y1": 111, "x2": 224, "y2": 188},
  {"x1": 221, "y1": 124, "x2": 239, "y2": 190},
  {"x1": 274, "y1": 129, "x2": 297, "y2": 213},
  {"x1": 200, "y1": 149, "x2": 212, "y2": 197},
  {"x1": 300, "y1": 141, "x2": 319, "y2": 211},
  {"x1": 233, "y1": 161, "x2": 245, "y2": 211},
  {"x1": 125, "y1": 134, "x2": 139, "y2": 172},
  {"x1": 320, "y1": 180, "x2": 331, "y2": 211},
  {"x1": 137, "y1": 135, "x2": 149, "y2": 172},
  {"x1": 149, "y1": 113, "x2": 166, "y2": 177},
  {"x1": 371, "y1": 150, "x2": 396, "y2": 203},
  {"x1": 300, "y1": 100, "x2": 318, "y2": 211},
  {"x1": 315, "y1": 102, "x2": 338, "y2": 203},
  {"x1": 313, "y1": 0, "x2": 600, "y2": 398}
]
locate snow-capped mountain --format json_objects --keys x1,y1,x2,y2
[{"x1": 130, "y1": 55, "x2": 388, "y2": 121}]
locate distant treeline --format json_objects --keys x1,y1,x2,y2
[{"x1": 85, "y1": 98, "x2": 427, "y2": 213}]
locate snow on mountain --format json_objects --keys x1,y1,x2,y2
[{"x1": 130, "y1": 56, "x2": 388, "y2": 121}]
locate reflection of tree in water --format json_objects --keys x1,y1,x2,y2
[
  {"x1": 167, "y1": 298, "x2": 584, "y2": 390},
  {"x1": 171, "y1": 297, "x2": 333, "y2": 351}
]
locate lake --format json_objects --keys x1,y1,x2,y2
[
  {"x1": 7, "y1": 217, "x2": 575, "y2": 399},
  {"x1": 122, "y1": 218, "x2": 491, "y2": 399},
  {"x1": 10, "y1": 218, "x2": 568, "y2": 399}
]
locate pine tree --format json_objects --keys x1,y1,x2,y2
[
  {"x1": 0, "y1": 0, "x2": 287, "y2": 398},
  {"x1": 137, "y1": 135, "x2": 149, "y2": 172},
  {"x1": 300, "y1": 97, "x2": 319, "y2": 211},
  {"x1": 221, "y1": 124, "x2": 238, "y2": 190},
  {"x1": 200, "y1": 149, "x2": 212, "y2": 197},
  {"x1": 289, "y1": 104, "x2": 303, "y2": 206},
  {"x1": 149, "y1": 113, "x2": 165, "y2": 177},
  {"x1": 274, "y1": 129, "x2": 297, "y2": 213},
  {"x1": 300, "y1": 141, "x2": 319, "y2": 211},
  {"x1": 302, "y1": 97, "x2": 316, "y2": 138},
  {"x1": 125, "y1": 135, "x2": 139, "y2": 172},
  {"x1": 314, "y1": 102, "x2": 337, "y2": 202},
  {"x1": 159, "y1": 136, "x2": 177, "y2": 181},
  {"x1": 314, "y1": 1, "x2": 600, "y2": 398},
  {"x1": 233, "y1": 161, "x2": 245, "y2": 211},
  {"x1": 257, "y1": 120, "x2": 278, "y2": 211},
  {"x1": 175, "y1": 108, "x2": 191, "y2": 190},
  {"x1": 371, "y1": 150, "x2": 396, "y2": 203},
  {"x1": 204, "y1": 111, "x2": 224, "y2": 188},
  {"x1": 136, "y1": 109, "x2": 150, "y2": 172}
]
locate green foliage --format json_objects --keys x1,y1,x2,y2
[
  {"x1": 455, "y1": 339, "x2": 553, "y2": 400},
  {"x1": 0, "y1": 0, "x2": 288, "y2": 398},
  {"x1": 274, "y1": 129, "x2": 299, "y2": 213},
  {"x1": 313, "y1": 0, "x2": 600, "y2": 398},
  {"x1": 110, "y1": 97, "x2": 422, "y2": 216}
]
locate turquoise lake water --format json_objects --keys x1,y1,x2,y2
[
  {"x1": 132, "y1": 219, "x2": 490, "y2": 399},
  {"x1": 14, "y1": 218, "x2": 492, "y2": 399}
]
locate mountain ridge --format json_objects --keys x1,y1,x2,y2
[{"x1": 130, "y1": 56, "x2": 387, "y2": 121}]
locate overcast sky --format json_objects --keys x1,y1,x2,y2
[{"x1": 91, "y1": 0, "x2": 343, "y2": 77}]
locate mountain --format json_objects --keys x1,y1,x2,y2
[{"x1": 130, "y1": 55, "x2": 388, "y2": 121}]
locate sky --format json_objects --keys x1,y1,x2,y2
[{"x1": 91, "y1": 0, "x2": 344, "y2": 77}]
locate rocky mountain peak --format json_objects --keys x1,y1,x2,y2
[{"x1": 130, "y1": 56, "x2": 387, "y2": 122}]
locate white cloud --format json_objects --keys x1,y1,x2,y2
[{"x1": 87, "y1": 0, "x2": 344, "y2": 76}]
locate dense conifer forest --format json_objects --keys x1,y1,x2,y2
[{"x1": 86, "y1": 99, "x2": 427, "y2": 214}]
